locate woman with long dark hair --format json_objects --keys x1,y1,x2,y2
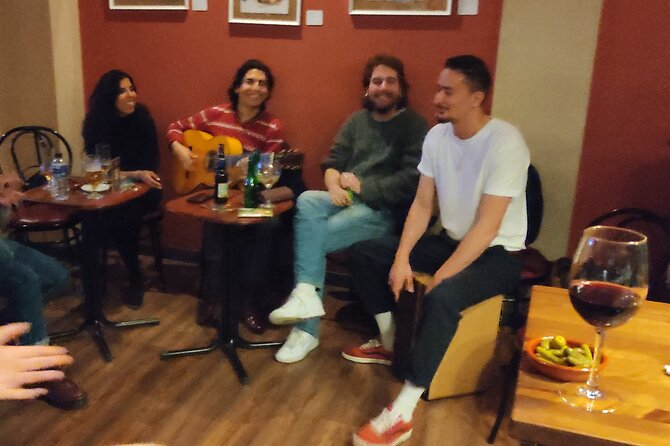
[{"x1": 82, "y1": 69, "x2": 162, "y2": 309}]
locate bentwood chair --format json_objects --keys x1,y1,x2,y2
[
  {"x1": 0, "y1": 126, "x2": 80, "y2": 263},
  {"x1": 588, "y1": 208, "x2": 670, "y2": 303}
]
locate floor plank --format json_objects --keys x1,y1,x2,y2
[{"x1": 0, "y1": 258, "x2": 521, "y2": 446}]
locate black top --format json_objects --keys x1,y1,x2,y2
[{"x1": 82, "y1": 104, "x2": 159, "y2": 173}]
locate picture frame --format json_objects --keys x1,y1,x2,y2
[
  {"x1": 109, "y1": 0, "x2": 189, "y2": 10},
  {"x1": 349, "y1": 0, "x2": 451, "y2": 16},
  {"x1": 229, "y1": 0, "x2": 302, "y2": 26}
]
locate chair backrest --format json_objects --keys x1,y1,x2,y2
[
  {"x1": 525, "y1": 164, "x2": 543, "y2": 246},
  {"x1": 0, "y1": 126, "x2": 73, "y2": 188},
  {"x1": 588, "y1": 208, "x2": 670, "y2": 303}
]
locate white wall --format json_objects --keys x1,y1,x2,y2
[
  {"x1": 0, "y1": 0, "x2": 84, "y2": 172},
  {"x1": 492, "y1": 0, "x2": 602, "y2": 259}
]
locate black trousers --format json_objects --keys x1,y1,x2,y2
[
  {"x1": 104, "y1": 189, "x2": 162, "y2": 284},
  {"x1": 348, "y1": 232, "x2": 521, "y2": 388},
  {"x1": 201, "y1": 216, "x2": 288, "y2": 314}
]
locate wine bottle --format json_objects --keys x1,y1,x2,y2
[
  {"x1": 243, "y1": 150, "x2": 261, "y2": 208},
  {"x1": 214, "y1": 144, "x2": 228, "y2": 205}
]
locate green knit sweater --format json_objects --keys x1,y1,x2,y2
[{"x1": 321, "y1": 108, "x2": 428, "y2": 210}]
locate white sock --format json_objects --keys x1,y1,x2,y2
[
  {"x1": 374, "y1": 312, "x2": 395, "y2": 351},
  {"x1": 390, "y1": 381, "x2": 425, "y2": 422},
  {"x1": 295, "y1": 282, "x2": 317, "y2": 295}
]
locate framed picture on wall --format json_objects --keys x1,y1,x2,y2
[
  {"x1": 350, "y1": 0, "x2": 452, "y2": 16},
  {"x1": 229, "y1": 0, "x2": 302, "y2": 26},
  {"x1": 109, "y1": 0, "x2": 189, "y2": 10}
]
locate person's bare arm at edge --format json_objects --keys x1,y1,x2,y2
[
  {"x1": 389, "y1": 175, "x2": 436, "y2": 300},
  {"x1": 0, "y1": 323, "x2": 73, "y2": 400},
  {"x1": 426, "y1": 193, "x2": 511, "y2": 293},
  {"x1": 324, "y1": 168, "x2": 352, "y2": 207}
]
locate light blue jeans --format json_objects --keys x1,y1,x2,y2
[
  {"x1": 0, "y1": 239, "x2": 69, "y2": 345},
  {"x1": 292, "y1": 191, "x2": 394, "y2": 338}
]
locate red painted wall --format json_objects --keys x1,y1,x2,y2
[
  {"x1": 568, "y1": 1, "x2": 670, "y2": 252},
  {"x1": 78, "y1": 0, "x2": 503, "y2": 251}
]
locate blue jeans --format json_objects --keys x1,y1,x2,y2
[
  {"x1": 292, "y1": 191, "x2": 394, "y2": 338},
  {"x1": 0, "y1": 239, "x2": 69, "y2": 345}
]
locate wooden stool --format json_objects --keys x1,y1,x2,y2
[{"x1": 392, "y1": 272, "x2": 503, "y2": 399}]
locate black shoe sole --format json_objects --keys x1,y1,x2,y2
[{"x1": 40, "y1": 393, "x2": 88, "y2": 410}]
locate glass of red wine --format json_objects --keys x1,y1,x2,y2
[{"x1": 560, "y1": 225, "x2": 648, "y2": 413}]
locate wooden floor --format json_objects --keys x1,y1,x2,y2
[{"x1": 0, "y1": 258, "x2": 521, "y2": 446}]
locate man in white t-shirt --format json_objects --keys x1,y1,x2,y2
[{"x1": 342, "y1": 55, "x2": 530, "y2": 446}]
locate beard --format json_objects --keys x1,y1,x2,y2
[{"x1": 364, "y1": 93, "x2": 400, "y2": 114}]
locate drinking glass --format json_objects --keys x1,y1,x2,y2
[
  {"x1": 559, "y1": 225, "x2": 648, "y2": 413},
  {"x1": 83, "y1": 154, "x2": 104, "y2": 200},
  {"x1": 257, "y1": 153, "x2": 281, "y2": 209},
  {"x1": 95, "y1": 143, "x2": 112, "y2": 185}
]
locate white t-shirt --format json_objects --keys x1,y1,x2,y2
[{"x1": 418, "y1": 118, "x2": 530, "y2": 251}]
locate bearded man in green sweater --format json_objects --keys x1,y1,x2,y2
[{"x1": 269, "y1": 54, "x2": 428, "y2": 363}]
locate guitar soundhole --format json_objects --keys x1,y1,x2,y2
[{"x1": 205, "y1": 151, "x2": 217, "y2": 171}]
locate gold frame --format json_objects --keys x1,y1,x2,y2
[
  {"x1": 109, "y1": 0, "x2": 189, "y2": 10},
  {"x1": 229, "y1": 0, "x2": 301, "y2": 26},
  {"x1": 349, "y1": 0, "x2": 451, "y2": 16}
]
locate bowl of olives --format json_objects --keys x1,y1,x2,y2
[{"x1": 523, "y1": 335, "x2": 608, "y2": 382}]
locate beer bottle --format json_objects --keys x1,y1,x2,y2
[
  {"x1": 243, "y1": 150, "x2": 260, "y2": 208},
  {"x1": 214, "y1": 144, "x2": 228, "y2": 205}
]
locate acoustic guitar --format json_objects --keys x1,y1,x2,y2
[{"x1": 172, "y1": 130, "x2": 243, "y2": 195}]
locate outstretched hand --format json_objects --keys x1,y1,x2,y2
[{"x1": 0, "y1": 323, "x2": 73, "y2": 401}]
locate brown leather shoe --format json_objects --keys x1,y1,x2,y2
[
  {"x1": 40, "y1": 378, "x2": 88, "y2": 410},
  {"x1": 241, "y1": 312, "x2": 267, "y2": 334}
]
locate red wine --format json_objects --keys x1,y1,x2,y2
[{"x1": 569, "y1": 281, "x2": 641, "y2": 328}]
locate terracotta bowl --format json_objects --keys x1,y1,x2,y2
[{"x1": 523, "y1": 337, "x2": 607, "y2": 382}]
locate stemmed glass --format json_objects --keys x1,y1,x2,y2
[
  {"x1": 83, "y1": 154, "x2": 104, "y2": 200},
  {"x1": 257, "y1": 153, "x2": 281, "y2": 209},
  {"x1": 560, "y1": 225, "x2": 648, "y2": 413}
]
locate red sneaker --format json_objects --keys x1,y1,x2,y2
[
  {"x1": 353, "y1": 406, "x2": 413, "y2": 446},
  {"x1": 342, "y1": 339, "x2": 392, "y2": 366}
]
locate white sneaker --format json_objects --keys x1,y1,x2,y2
[
  {"x1": 268, "y1": 283, "x2": 325, "y2": 325},
  {"x1": 275, "y1": 328, "x2": 319, "y2": 363}
]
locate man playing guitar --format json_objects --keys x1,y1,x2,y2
[
  {"x1": 167, "y1": 59, "x2": 289, "y2": 334},
  {"x1": 167, "y1": 59, "x2": 284, "y2": 169}
]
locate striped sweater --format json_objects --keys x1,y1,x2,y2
[{"x1": 166, "y1": 103, "x2": 284, "y2": 153}]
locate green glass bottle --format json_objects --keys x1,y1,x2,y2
[{"x1": 243, "y1": 150, "x2": 261, "y2": 208}]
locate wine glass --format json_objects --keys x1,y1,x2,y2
[
  {"x1": 559, "y1": 225, "x2": 648, "y2": 413},
  {"x1": 83, "y1": 154, "x2": 104, "y2": 200},
  {"x1": 257, "y1": 153, "x2": 281, "y2": 209}
]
